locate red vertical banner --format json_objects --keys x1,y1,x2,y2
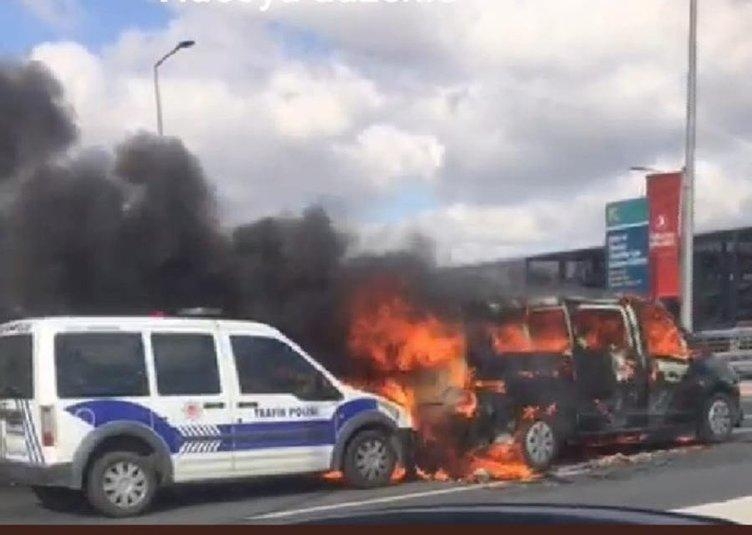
[{"x1": 647, "y1": 172, "x2": 683, "y2": 299}]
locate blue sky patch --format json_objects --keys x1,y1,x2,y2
[
  {"x1": 3, "y1": 0, "x2": 171, "y2": 56},
  {"x1": 362, "y1": 182, "x2": 439, "y2": 225}
]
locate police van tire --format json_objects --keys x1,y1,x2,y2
[
  {"x1": 86, "y1": 451, "x2": 157, "y2": 518},
  {"x1": 698, "y1": 392, "x2": 735, "y2": 444},
  {"x1": 31, "y1": 486, "x2": 84, "y2": 512},
  {"x1": 343, "y1": 430, "x2": 398, "y2": 489},
  {"x1": 517, "y1": 419, "x2": 558, "y2": 472}
]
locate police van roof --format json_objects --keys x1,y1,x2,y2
[{"x1": 0, "y1": 316, "x2": 283, "y2": 337}]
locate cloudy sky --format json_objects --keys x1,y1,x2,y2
[{"x1": 4, "y1": 0, "x2": 752, "y2": 265}]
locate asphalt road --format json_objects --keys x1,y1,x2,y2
[{"x1": 2, "y1": 396, "x2": 752, "y2": 524}]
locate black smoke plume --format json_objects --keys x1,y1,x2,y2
[
  {"x1": 0, "y1": 61, "x2": 77, "y2": 180},
  {"x1": 0, "y1": 59, "x2": 511, "y2": 367}
]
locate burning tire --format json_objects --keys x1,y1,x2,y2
[
  {"x1": 698, "y1": 393, "x2": 735, "y2": 444},
  {"x1": 343, "y1": 430, "x2": 398, "y2": 489},
  {"x1": 517, "y1": 419, "x2": 558, "y2": 472}
]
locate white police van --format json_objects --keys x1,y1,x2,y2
[{"x1": 0, "y1": 317, "x2": 414, "y2": 517}]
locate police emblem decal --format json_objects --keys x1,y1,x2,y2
[{"x1": 183, "y1": 402, "x2": 203, "y2": 421}]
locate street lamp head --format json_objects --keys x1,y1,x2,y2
[{"x1": 177, "y1": 40, "x2": 196, "y2": 50}]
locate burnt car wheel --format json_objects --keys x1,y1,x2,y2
[
  {"x1": 343, "y1": 430, "x2": 398, "y2": 489},
  {"x1": 518, "y1": 419, "x2": 558, "y2": 472},
  {"x1": 698, "y1": 393, "x2": 735, "y2": 443}
]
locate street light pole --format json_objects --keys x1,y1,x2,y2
[
  {"x1": 153, "y1": 40, "x2": 196, "y2": 136},
  {"x1": 681, "y1": 0, "x2": 698, "y2": 331},
  {"x1": 154, "y1": 64, "x2": 164, "y2": 136}
]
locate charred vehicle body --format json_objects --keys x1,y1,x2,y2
[{"x1": 464, "y1": 296, "x2": 742, "y2": 471}]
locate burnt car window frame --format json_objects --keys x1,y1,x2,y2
[
  {"x1": 571, "y1": 304, "x2": 634, "y2": 353},
  {"x1": 490, "y1": 304, "x2": 573, "y2": 355},
  {"x1": 529, "y1": 305, "x2": 575, "y2": 354},
  {"x1": 633, "y1": 301, "x2": 691, "y2": 362}
]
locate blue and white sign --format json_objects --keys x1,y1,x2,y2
[{"x1": 606, "y1": 198, "x2": 650, "y2": 295}]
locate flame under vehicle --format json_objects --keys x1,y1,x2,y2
[{"x1": 463, "y1": 296, "x2": 742, "y2": 471}]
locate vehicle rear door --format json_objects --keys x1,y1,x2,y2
[
  {"x1": 223, "y1": 331, "x2": 344, "y2": 477},
  {"x1": 0, "y1": 332, "x2": 38, "y2": 466},
  {"x1": 570, "y1": 304, "x2": 648, "y2": 432}
]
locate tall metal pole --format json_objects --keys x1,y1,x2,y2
[
  {"x1": 681, "y1": 0, "x2": 698, "y2": 331},
  {"x1": 154, "y1": 65, "x2": 163, "y2": 136},
  {"x1": 153, "y1": 41, "x2": 195, "y2": 137}
]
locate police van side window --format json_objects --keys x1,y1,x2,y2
[
  {"x1": 55, "y1": 333, "x2": 148, "y2": 399},
  {"x1": 152, "y1": 334, "x2": 221, "y2": 395},
  {"x1": 231, "y1": 336, "x2": 341, "y2": 401}
]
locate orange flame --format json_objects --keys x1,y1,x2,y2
[
  {"x1": 572, "y1": 309, "x2": 628, "y2": 350},
  {"x1": 348, "y1": 278, "x2": 466, "y2": 373},
  {"x1": 324, "y1": 466, "x2": 408, "y2": 484},
  {"x1": 637, "y1": 303, "x2": 689, "y2": 361},
  {"x1": 522, "y1": 405, "x2": 540, "y2": 421},
  {"x1": 455, "y1": 390, "x2": 478, "y2": 419},
  {"x1": 465, "y1": 443, "x2": 535, "y2": 482},
  {"x1": 343, "y1": 277, "x2": 533, "y2": 484},
  {"x1": 489, "y1": 308, "x2": 571, "y2": 355},
  {"x1": 474, "y1": 379, "x2": 507, "y2": 394}
]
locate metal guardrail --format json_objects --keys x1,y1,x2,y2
[{"x1": 693, "y1": 328, "x2": 752, "y2": 377}]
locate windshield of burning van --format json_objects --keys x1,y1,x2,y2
[
  {"x1": 0, "y1": 335, "x2": 33, "y2": 399},
  {"x1": 488, "y1": 307, "x2": 572, "y2": 355}
]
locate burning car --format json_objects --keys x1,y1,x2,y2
[{"x1": 464, "y1": 295, "x2": 742, "y2": 471}]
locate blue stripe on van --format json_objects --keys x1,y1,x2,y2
[{"x1": 65, "y1": 398, "x2": 379, "y2": 454}]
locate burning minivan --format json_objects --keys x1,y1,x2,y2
[{"x1": 463, "y1": 295, "x2": 742, "y2": 471}]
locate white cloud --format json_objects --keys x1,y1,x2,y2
[
  {"x1": 264, "y1": 63, "x2": 383, "y2": 138},
  {"x1": 23, "y1": 0, "x2": 752, "y2": 265},
  {"x1": 334, "y1": 124, "x2": 445, "y2": 189}
]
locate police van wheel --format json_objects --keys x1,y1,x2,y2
[
  {"x1": 31, "y1": 486, "x2": 84, "y2": 512},
  {"x1": 343, "y1": 430, "x2": 397, "y2": 489},
  {"x1": 86, "y1": 451, "x2": 157, "y2": 518}
]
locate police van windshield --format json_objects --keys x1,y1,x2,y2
[{"x1": 0, "y1": 335, "x2": 33, "y2": 399}]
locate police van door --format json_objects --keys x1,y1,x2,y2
[
  {"x1": 147, "y1": 331, "x2": 234, "y2": 481},
  {"x1": 223, "y1": 332, "x2": 344, "y2": 476}
]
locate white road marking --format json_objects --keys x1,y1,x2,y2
[
  {"x1": 552, "y1": 463, "x2": 591, "y2": 477},
  {"x1": 249, "y1": 442, "x2": 739, "y2": 522},
  {"x1": 673, "y1": 496, "x2": 752, "y2": 524},
  {"x1": 248, "y1": 481, "x2": 509, "y2": 521},
  {"x1": 249, "y1": 463, "x2": 594, "y2": 521}
]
